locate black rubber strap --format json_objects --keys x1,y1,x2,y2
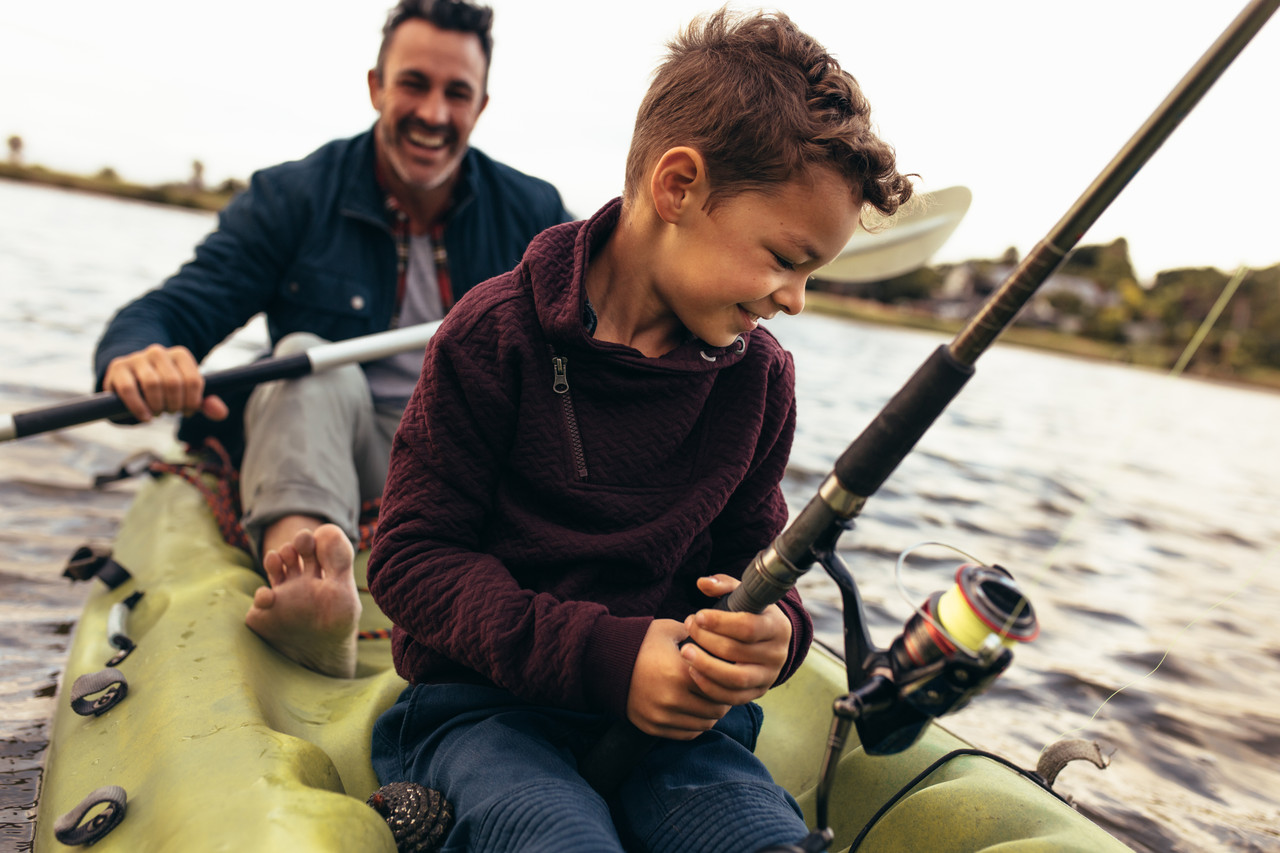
[{"x1": 53, "y1": 785, "x2": 128, "y2": 846}]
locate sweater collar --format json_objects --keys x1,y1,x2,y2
[{"x1": 528, "y1": 198, "x2": 753, "y2": 371}]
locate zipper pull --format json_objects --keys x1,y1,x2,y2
[{"x1": 552, "y1": 355, "x2": 570, "y2": 394}]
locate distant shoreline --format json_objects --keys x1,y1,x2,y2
[
  {"x1": 6, "y1": 164, "x2": 1278, "y2": 394},
  {"x1": 802, "y1": 291, "x2": 1280, "y2": 394},
  {"x1": 0, "y1": 162, "x2": 234, "y2": 212}
]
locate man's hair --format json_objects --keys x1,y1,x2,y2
[
  {"x1": 624, "y1": 9, "x2": 912, "y2": 217},
  {"x1": 375, "y1": 0, "x2": 495, "y2": 82}
]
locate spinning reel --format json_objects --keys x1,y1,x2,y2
[{"x1": 764, "y1": 536, "x2": 1039, "y2": 853}]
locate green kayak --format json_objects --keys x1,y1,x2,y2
[{"x1": 35, "y1": 468, "x2": 1131, "y2": 852}]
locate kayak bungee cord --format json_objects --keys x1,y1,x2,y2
[{"x1": 576, "y1": 2, "x2": 1279, "y2": 851}]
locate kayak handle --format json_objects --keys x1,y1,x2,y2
[
  {"x1": 106, "y1": 591, "x2": 145, "y2": 666},
  {"x1": 68, "y1": 669, "x2": 129, "y2": 717},
  {"x1": 53, "y1": 785, "x2": 128, "y2": 846}
]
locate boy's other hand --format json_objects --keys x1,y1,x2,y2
[
  {"x1": 627, "y1": 617, "x2": 731, "y2": 740},
  {"x1": 679, "y1": 574, "x2": 792, "y2": 707},
  {"x1": 104, "y1": 344, "x2": 229, "y2": 424}
]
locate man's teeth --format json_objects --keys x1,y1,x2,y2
[{"x1": 407, "y1": 130, "x2": 446, "y2": 149}]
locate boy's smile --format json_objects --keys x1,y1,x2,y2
[{"x1": 660, "y1": 164, "x2": 863, "y2": 349}]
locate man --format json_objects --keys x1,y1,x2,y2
[{"x1": 94, "y1": 0, "x2": 571, "y2": 678}]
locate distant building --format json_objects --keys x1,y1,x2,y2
[{"x1": 934, "y1": 263, "x2": 1114, "y2": 331}]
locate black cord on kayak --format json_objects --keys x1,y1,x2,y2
[{"x1": 847, "y1": 749, "x2": 1071, "y2": 852}]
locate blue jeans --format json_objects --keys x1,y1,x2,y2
[{"x1": 371, "y1": 684, "x2": 809, "y2": 853}]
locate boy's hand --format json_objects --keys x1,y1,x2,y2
[
  {"x1": 627, "y1": 618, "x2": 731, "y2": 740},
  {"x1": 680, "y1": 574, "x2": 792, "y2": 706},
  {"x1": 104, "y1": 344, "x2": 228, "y2": 424}
]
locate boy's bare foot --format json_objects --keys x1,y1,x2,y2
[{"x1": 245, "y1": 524, "x2": 361, "y2": 679}]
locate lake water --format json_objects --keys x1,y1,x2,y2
[{"x1": 1, "y1": 179, "x2": 1277, "y2": 852}]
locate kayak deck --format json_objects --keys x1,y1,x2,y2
[{"x1": 36, "y1": 472, "x2": 1129, "y2": 851}]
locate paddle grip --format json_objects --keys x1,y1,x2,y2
[
  {"x1": 8, "y1": 354, "x2": 312, "y2": 440},
  {"x1": 833, "y1": 345, "x2": 973, "y2": 498}
]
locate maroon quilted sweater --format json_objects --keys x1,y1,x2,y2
[{"x1": 367, "y1": 199, "x2": 813, "y2": 717}]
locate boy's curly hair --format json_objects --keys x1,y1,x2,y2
[{"x1": 624, "y1": 8, "x2": 912, "y2": 218}]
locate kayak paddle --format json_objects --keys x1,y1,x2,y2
[{"x1": 0, "y1": 320, "x2": 443, "y2": 443}]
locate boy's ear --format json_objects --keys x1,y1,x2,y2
[{"x1": 649, "y1": 147, "x2": 709, "y2": 224}]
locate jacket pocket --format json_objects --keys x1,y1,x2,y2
[{"x1": 273, "y1": 263, "x2": 377, "y2": 339}]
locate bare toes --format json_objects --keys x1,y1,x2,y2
[
  {"x1": 262, "y1": 552, "x2": 286, "y2": 586},
  {"x1": 292, "y1": 529, "x2": 317, "y2": 559},
  {"x1": 276, "y1": 542, "x2": 301, "y2": 572},
  {"x1": 313, "y1": 525, "x2": 355, "y2": 577}
]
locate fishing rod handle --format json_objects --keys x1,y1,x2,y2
[
  {"x1": 728, "y1": 470, "x2": 875, "y2": 613},
  {"x1": 582, "y1": 536, "x2": 824, "y2": 794},
  {"x1": 579, "y1": 571, "x2": 781, "y2": 794}
]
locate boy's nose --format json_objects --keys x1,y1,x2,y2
[{"x1": 774, "y1": 276, "x2": 807, "y2": 316}]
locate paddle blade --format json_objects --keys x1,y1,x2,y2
[{"x1": 815, "y1": 186, "x2": 971, "y2": 284}]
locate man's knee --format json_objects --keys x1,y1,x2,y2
[
  {"x1": 248, "y1": 334, "x2": 370, "y2": 418},
  {"x1": 273, "y1": 332, "x2": 327, "y2": 357}
]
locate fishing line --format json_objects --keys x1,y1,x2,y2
[
  {"x1": 1054, "y1": 554, "x2": 1268, "y2": 741},
  {"x1": 892, "y1": 540, "x2": 985, "y2": 646},
  {"x1": 983, "y1": 264, "x2": 1265, "y2": 737},
  {"x1": 884, "y1": 267, "x2": 1253, "y2": 663}
]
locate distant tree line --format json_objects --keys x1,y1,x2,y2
[
  {"x1": 812, "y1": 238, "x2": 1280, "y2": 384},
  {"x1": 0, "y1": 144, "x2": 246, "y2": 212}
]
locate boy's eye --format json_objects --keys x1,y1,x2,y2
[{"x1": 772, "y1": 252, "x2": 796, "y2": 271}]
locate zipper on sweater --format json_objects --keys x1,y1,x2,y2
[{"x1": 551, "y1": 354, "x2": 589, "y2": 481}]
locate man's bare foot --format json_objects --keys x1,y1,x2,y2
[{"x1": 245, "y1": 524, "x2": 361, "y2": 679}]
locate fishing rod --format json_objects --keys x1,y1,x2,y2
[
  {"x1": 0, "y1": 320, "x2": 443, "y2": 443},
  {"x1": 577, "y1": 0, "x2": 1279, "y2": 840}
]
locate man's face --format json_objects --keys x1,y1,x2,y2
[{"x1": 368, "y1": 19, "x2": 489, "y2": 195}]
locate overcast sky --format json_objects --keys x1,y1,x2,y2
[{"x1": 3, "y1": 0, "x2": 1277, "y2": 280}]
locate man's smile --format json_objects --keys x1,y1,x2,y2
[{"x1": 399, "y1": 118, "x2": 454, "y2": 154}]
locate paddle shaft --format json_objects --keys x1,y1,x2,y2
[
  {"x1": 0, "y1": 321, "x2": 442, "y2": 443},
  {"x1": 579, "y1": 0, "x2": 1279, "y2": 796}
]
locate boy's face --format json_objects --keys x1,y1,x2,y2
[{"x1": 660, "y1": 166, "x2": 862, "y2": 348}]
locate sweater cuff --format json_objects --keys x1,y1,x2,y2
[
  {"x1": 774, "y1": 595, "x2": 813, "y2": 686},
  {"x1": 582, "y1": 613, "x2": 652, "y2": 717}
]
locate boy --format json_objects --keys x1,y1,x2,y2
[{"x1": 358, "y1": 9, "x2": 912, "y2": 851}]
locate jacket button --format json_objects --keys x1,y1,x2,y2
[{"x1": 351, "y1": 295, "x2": 366, "y2": 311}]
